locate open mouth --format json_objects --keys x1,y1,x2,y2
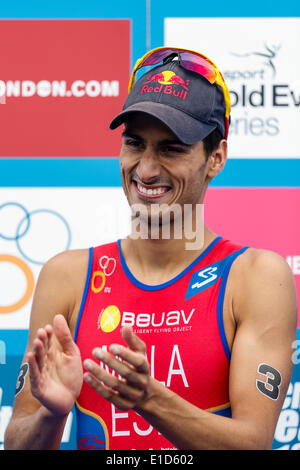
[{"x1": 134, "y1": 181, "x2": 171, "y2": 199}]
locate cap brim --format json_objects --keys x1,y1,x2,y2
[{"x1": 109, "y1": 102, "x2": 217, "y2": 145}]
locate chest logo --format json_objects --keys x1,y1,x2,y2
[
  {"x1": 91, "y1": 270, "x2": 106, "y2": 293},
  {"x1": 191, "y1": 266, "x2": 218, "y2": 289},
  {"x1": 185, "y1": 257, "x2": 229, "y2": 301},
  {"x1": 99, "y1": 256, "x2": 116, "y2": 276},
  {"x1": 91, "y1": 256, "x2": 116, "y2": 295},
  {"x1": 98, "y1": 305, "x2": 121, "y2": 333}
]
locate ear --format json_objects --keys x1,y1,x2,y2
[{"x1": 206, "y1": 139, "x2": 228, "y2": 180}]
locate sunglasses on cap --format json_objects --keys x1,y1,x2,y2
[{"x1": 128, "y1": 46, "x2": 231, "y2": 139}]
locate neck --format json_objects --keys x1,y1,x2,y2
[{"x1": 121, "y1": 225, "x2": 218, "y2": 286}]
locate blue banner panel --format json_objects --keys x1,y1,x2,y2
[{"x1": 1, "y1": 158, "x2": 300, "y2": 187}]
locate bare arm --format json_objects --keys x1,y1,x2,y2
[
  {"x1": 4, "y1": 251, "x2": 87, "y2": 450},
  {"x1": 83, "y1": 249, "x2": 297, "y2": 449}
]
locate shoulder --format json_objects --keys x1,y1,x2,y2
[
  {"x1": 39, "y1": 248, "x2": 90, "y2": 282},
  {"x1": 35, "y1": 248, "x2": 90, "y2": 300},
  {"x1": 30, "y1": 248, "x2": 90, "y2": 332},
  {"x1": 232, "y1": 247, "x2": 295, "y2": 285},
  {"x1": 229, "y1": 247, "x2": 297, "y2": 325}
]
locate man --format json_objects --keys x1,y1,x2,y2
[{"x1": 4, "y1": 47, "x2": 297, "y2": 450}]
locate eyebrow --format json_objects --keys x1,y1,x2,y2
[
  {"x1": 122, "y1": 130, "x2": 143, "y2": 141},
  {"x1": 122, "y1": 130, "x2": 191, "y2": 147}
]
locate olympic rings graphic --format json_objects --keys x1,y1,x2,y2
[
  {"x1": 0, "y1": 202, "x2": 31, "y2": 241},
  {"x1": 0, "y1": 254, "x2": 34, "y2": 314},
  {"x1": 99, "y1": 256, "x2": 116, "y2": 276},
  {"x1": 0, "y1": 201, "x2": 72, "y2": 314},
  {"x1": 0, "y1": 202, "x2": 72, "y2": 265}
]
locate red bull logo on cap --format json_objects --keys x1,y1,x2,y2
[{"x1": 140, "y1": 70, "x2": 189, "y2": 101}]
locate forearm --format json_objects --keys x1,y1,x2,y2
[
  {"x1": 4, "y1": 406, "x2": 68, "y2": 450},
  {"x1": 136, "y1": 379, "x2": 270, "y2": 450}
]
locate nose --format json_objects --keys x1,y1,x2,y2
[{"x1": 136, "y1": 151, "x2": 161, "y2": 183}]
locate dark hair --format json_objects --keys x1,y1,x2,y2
[{"x1": 202, "y1": 128, "x2": 223, "y2": 160}]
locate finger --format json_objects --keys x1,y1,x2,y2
[
  {"x1": 35, "y1": 327, "x2": 49, "y2": 366},
  {"x1": 121, "y1": 326, "x2": 146, "y2": 354},
  {"x1": 92, "y1": 348, "x2": 149, "y2": 387},
  {"x1": 84, "y1": 359, "x2": 116, "y2": 388},
  {"x1": 33, "y1": 337, "x2": 46, "y2": 372},
  {"x1": 27, "y1": 351, "x2": 41, "y2": 392},
  {"x1": 84, "y1": 359, "x2": 143, "y2": 399},
  {"x1": 42, "y1": 324, "x2": 52, "y2": 352},
  {"x1": 83, "y1": 372, "x2": 138, "y2": 411},
  {"x1": 36, "y1": 327, "x2": 48, "y2": 344},
  {"x1": 53, "y1": 314, "x2": 78, "y2": 356},
  {"x1": 109, "y1": 344, "x2": 149, "y2": 374},
  {"x1": 92, "y1": 348, "x2": 131, "y2": 378}
]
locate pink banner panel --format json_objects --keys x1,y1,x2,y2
[
  {"x1": 205, "y1": 188, "x2": 300, "y2": 325},
  {"x1": 0, "y1": 20, "x2": 130, "y2": 157}
]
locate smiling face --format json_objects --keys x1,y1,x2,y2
[
  {"x1": 119, "y1": 113, "x2": 211, "y2": 212},
  {"x1": 119, "y1": 112, "x2": 227, "y2": 241}
]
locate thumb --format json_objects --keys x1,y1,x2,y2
[
  {"x1": 121, "y1": 326, "x2": 146, "y2": 354},
  {"x1": 53, "y1": 314, "x2": 78, "y2": 356}
]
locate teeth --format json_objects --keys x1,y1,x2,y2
[{"x1": 137, "y1": 183, "x2": 167, "y2": 196}]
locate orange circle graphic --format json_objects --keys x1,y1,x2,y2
[
  {"x1": 91, "y1": 270, "x2": 106, "y2": 293},
  {"x1": 0, "y1": 254, "x2": 34, "y2": 313}
]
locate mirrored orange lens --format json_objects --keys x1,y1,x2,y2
[
  {"x1": 179, "y1": 53, "x2": 216, "y2": 84},
  {"x1": 137, "y1": 48, "x2": 217, "y2": 84}
]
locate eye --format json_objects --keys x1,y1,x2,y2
[
  {"x1": 123, "y1": 138, "x2": 143, "y2": 149},
  {"x1": 162, "y1": 145, "x2": 187, "y2": 155}
]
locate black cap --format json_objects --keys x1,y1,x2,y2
[{"x1": 109, "y1": 60, "x2": 227, "y2": 144}]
